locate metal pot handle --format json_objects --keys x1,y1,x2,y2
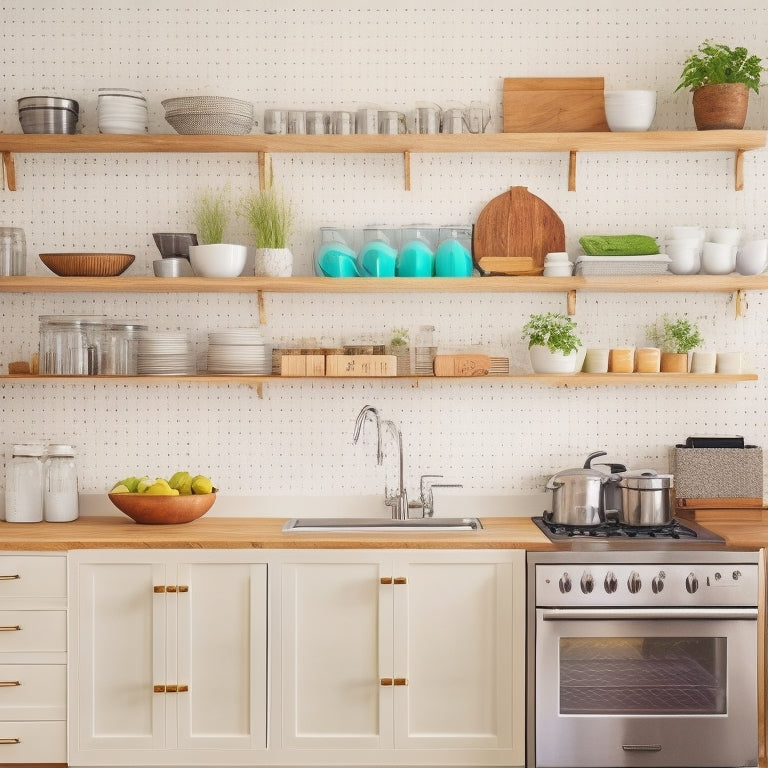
[{"x1": 583, "y1": 451, "x2": 607, "y2": 469}]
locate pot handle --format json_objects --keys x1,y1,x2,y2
[
  {"x1": 545, "y1": 475, "x2": 563, "y2": 491},
  {"x1": 583, "y1": 451, "x2": 607, "y2": 469}
]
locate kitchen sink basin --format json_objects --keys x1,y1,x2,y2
[{"x1": 282, "y1": 517, "x2": 483, "y2": 532}]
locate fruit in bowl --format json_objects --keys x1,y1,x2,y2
[{"x1": 108, "y1": 471, "x2": 216, "y2": 524}]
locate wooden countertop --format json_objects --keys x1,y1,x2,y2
[{"x1": 0, "y1": 516, "x2": 555, "y2": 551}]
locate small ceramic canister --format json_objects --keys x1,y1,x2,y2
[
  {"x1": 716, "y1": 351, "x2": 744, "y2": 374},
  {"x1": 691, "y1": 351, "x2": 717, "y2": 374},
  {"x1": 635, "y1": 347, "x2": 661, "y2": 373},
  {"x1": 609, "y1": 347, "x2": 635, "y2": 373},
  {"x1": 582, "y1": 348, "x2": 609, "y2": 373}
]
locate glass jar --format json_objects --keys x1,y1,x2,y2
[
  {"x1": 39, "y1": 315, "x2": 107, "y2": 375},
  {"x1": 0, "y1": 227, "x2": 26, "y2": 276},
  {"x1": 43, "y1": 444, "x2": 79, "y2": 522},
  {"x1": 100, "y1": 322, "x2": 148, "y2": 375},
  {"x1": 5, "y1": 444, "x2": 44, "y2": 523}
]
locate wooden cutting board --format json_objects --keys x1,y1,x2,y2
[
  {"x1": 503, "y1": 77, "x2": 609, "y2": 132},
  {"x1": 472, "y1": 186, "x2": 565, "y2": 275}
]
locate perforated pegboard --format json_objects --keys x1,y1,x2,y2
[{"x1": 1, "y1": 2, "x2": 768, "y2": 511}]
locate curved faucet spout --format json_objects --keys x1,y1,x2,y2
[{"x1": 353, "y1": 405, "x2": 383, "y2": 464}]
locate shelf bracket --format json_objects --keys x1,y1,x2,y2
[
  {"x1": 568, "y1": 151, "x2": 577, "y2": 192},
  {"x1": 2, "y1": 151, "x2": 16, "y2": 192},
  {"x1": 403, "y1": 151, "x2": 411, "y2": 191},
  {"x1": 735, "y1": 149, "x2": 745, "y2": 191},
  {"x1": 257, "y1": 289, "x2": 266, "y2": 325},
  {"x1": 258, "y1": 151, "x2": 273, "y2": 190},
  {"x1": 566, "y1": 289, "x2": 577, "y2": 315},
  {"x1": 734, "y1": 289, "x2": 748, "y2": 318}
]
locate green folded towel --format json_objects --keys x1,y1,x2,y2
[{"x1": 579, "y1": 235, "x2": 660, "y2": 256}]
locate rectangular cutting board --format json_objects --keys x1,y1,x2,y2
[{"x1": 503, "y1": 77, "x2": 609, "y2": 132}]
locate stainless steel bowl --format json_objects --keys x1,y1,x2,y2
[
  {"x1": 153, "y1": 257, "x2": 193, "y2": 278},
  {"x1": 18, "y1": 96, "x2": 79, "y2": 134}
]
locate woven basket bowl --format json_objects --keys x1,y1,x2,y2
[
  {"x1": 165, "y1": 112, "x2": 253, "y2": 135},
  {"x1": 108, "y1": 491, "x2": 217, "y2": 525},
  {"x1": 161, "y1": 96, "x2": 253, "y2": 116},
  {"x1": 39, "y1": 252, "x2": 135, "y2": 277}
]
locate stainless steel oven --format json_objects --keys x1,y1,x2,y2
[{"x1": 527, "y1": 550, "x2": 760, "y2": 768}]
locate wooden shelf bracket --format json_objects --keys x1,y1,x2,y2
[
  {"x1": 735, "y1": 148, "x2": 745, "y2": 191},
  {"x1": 2, "y1": 151, "x2": 16, "y2": 191},
  {"x1": 258, "y1": 151, "x2": 272, "y2": 190},
  {"x1": 568, "y1": 150, "x2": 577, "y2": 192},
  {"x1": 566, "y1": 289, "x2": 577, "y2": 315},
  {"x1": 403, "y1": 151, "x2": 411, "y2": 191},
  {"x1": 734, "y1": 288, "x2": 748, "y2": 318}
]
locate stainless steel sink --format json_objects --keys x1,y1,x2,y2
[{"x1": 282, "y1": 517, "x2": 483, "y2": 533}]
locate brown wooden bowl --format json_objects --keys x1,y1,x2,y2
[
  {"x1": 108, "y1": 491, "x2": 217, "y2": 524},
  {"x1": 40, "y1": 252, "x2": 135, "y2": 277}
]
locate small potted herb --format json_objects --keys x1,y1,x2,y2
[
  {"x1": 521, "y1": 312, "x2": 583, "y2": 374},
  {"x1": 237, "y1": 187, "x2": 294, "y2": 277},
  {"x1": 675, "y1": 40, "x2": 765, "y2": 129},
  {"x1": 386, "y1": 327, "x2": 410, "y2": 375},
  {"x1": 188, "y1": 185, "x2": 247, "y2": 277},
  {"x1": 645, "y1": 315, "x2": 703, "y2": 372}
]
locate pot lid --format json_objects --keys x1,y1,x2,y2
[{"x1": 618, "y1": 470, "x2": 674, "y2": 489}]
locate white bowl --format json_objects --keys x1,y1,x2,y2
[
  {"x1": 604, "y1": 90, "x2": 656, "y2": 132},
  {"x1": 188, "y1": 244, "x2": 247, "y2": 278}
]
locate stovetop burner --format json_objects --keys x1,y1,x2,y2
[{"x1": 532, "y1": 515, "x2": 724, "y2": 543}]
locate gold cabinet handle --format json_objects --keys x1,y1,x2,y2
[
  {"x1": 166, "y1": 586, "x2": 177, "y2": 593},
  {"x1": 153, "y1": 586, "x2": 165, "y2": 593},
  {"x1": 380, "y1": 677, "x2": 393, "y2": 686},
  {"x1": 0, "y1": 681, "x2": 20, "y2": 687},
  {"x1": 0, "y1": 738, "x2": 21, "y2": 744},
  {"x1": 394, "y1": 677, "x2": 408, "y2": 686},
  {"x1": 380, "y1": 577, "x2": 393, "y2": 585},
  {"x1": 177, "y1": 585, "x2": 189, "y2": 593},
  {"x1": 0, "y1": 626, "x2": 20, "y2": 632},
  {"x1": 0, "y1": 575, "x2": 20, "y2": 581},
  {"x1": 165, "y1": 684, "x2": 189, "y2": 693},
  {"x1": 154, "y1": 684, "x2": 166, "y2": 693},
  {"x1": 393, "y1": 577, "x2": 407, "y2": 585}
]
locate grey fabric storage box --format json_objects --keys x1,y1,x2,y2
[{"x1": 670, "y1": 446, "x2": 763, "y2": 500}]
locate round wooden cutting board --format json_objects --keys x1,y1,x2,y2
[{"x1": 472, "y1": 186, "x2": 565, "y2": 275}]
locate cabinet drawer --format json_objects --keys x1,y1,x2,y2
[
  {"x1": 0, "y1": 555, "x2": 66, "y2": 599},
  {"x1": 0, "y1": 719, "x2": 66, "y2": 762},
  {"x1": 0, "y1": 611, "x2": 66, "y2": 653},
  {"x1": 0, "y1": 664, "x2": 65, "y2": 719}
]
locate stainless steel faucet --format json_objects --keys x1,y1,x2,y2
[{"x1": 352, "y1": 405, "x2": 383, "y2": 464}]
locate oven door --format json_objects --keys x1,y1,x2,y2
[{"x1": 535, "y1": 607, "x2": 758, "y2": 768}]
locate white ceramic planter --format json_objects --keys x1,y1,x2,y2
[
  {"x1": 529, "y1": 344, "x2": 583, "y2": 374},
  {"x1": 255, "y1": 247, "x2": 293, "y2": 277},
  {"x1": 188, "y1": 243, "x2": 247, "y2": 278}
]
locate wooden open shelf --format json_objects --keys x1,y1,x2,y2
[{"x1": 1, "y1": 130, "x2": 764, "y2": 191}]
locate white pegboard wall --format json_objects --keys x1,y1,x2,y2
[{"x1": 1, "y1": 2, "x2": 768, "y2": 506}]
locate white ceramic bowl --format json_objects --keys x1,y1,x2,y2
[
  {"x1": 604, "y1": 90, "x2": 656, "y2": 132},
  {"x1": 188, "y1": 244, "x2": 247, "y2": 278}
]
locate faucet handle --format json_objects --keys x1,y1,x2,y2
[{"x1": 419, "y1": 474, "x2": 463, "y2": 518}]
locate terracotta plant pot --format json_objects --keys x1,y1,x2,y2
[
  {"x1": 660, "y1": 352, "x2": 689, "y2": 373},
  {"x1": 692, "y1": 83, "x2": 749, "y2": 130}
]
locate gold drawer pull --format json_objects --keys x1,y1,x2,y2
[
  {"x1": 394, "y1": 677, "x2": 408, "y2": 686},
  {"x1": 154, "y1": 684, "x2": 166, "y2": 693},
  {"x1": 380, "y1": 577, "x2": 392, "y2": 585},
  {"x1": 380, "y1": 677, "x2": 393, "y2": 686},
  {"x1": 0, "y1": 626, "x2": 20, "y2": 632},
  {"x1": 393, "y1": 577, "x2": 407, "y2": 585},
  {"x1": 166, "y1": 586, "x2": 177, "y2": 593},
  {"x1": 165, "y1": 684, "x2": 189, "y2": 693},
  {"x1": 0, "y1": 681, "x2": 20, "y2": 687},
  {"x1": 0, "y1": 575, "x2": 20, "y2": 581},
  {"x1": 178, "y1": 585, "x2": 189, "y2": 593},
  {"x1": 153, "y1": 586, "x2": 165, "y2": 593},
  {"x1": 0, "y1": 738, "x2": 20, "y2": 744}
]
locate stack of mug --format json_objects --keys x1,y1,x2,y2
[{"x1": 665, "y1": 226, "x2": 768, "y2": 276}]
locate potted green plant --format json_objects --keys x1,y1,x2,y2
[
  {"x1": 188, "y1": 185, "x2": 247, "y2": 278},
  {"x1": 521, "y1": 312, "x2": 583, "y2": 374},
  {"x1": 237, "y1": 187, "x2": 294, "y2": 277},
  {"x1": 645, "y1": 315, "x2": 703, "y2": 372},
  {"x1": 386, "y1": 327, "x2": 410, "y2": 375},
  {"x1": 675, "y1": 40, "x2": 765, "y2": 129}
]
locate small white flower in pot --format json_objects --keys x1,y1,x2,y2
[
  {"x1": 237, "y1": 187, "x2": 294, "y2": 277},
  {"x1": 522, "y1": 312, "x2": 583, "y2": 374}
]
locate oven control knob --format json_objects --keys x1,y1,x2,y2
[
  {"x1": 686, "y1": 573, "x2": 699, "y2": 594},
  {"x1": 580, "y1": 572, "x2": 594, "y2": 594},
  {"x1": 627, "y1": 571, "x2": 642, "y2": 594},
  {"x1": 651, "y1": 572, "x2": 665, "y2": 594},
  {"x1": 604, "y1": 571, "x2": 618, "y2": 594},
  {"x1": 558, "y1": 573, "x2": 572, "y2": 593}
]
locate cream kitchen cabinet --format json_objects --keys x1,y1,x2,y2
[
  {"x1": 277, "y1": 549, "x2": 525, "y2": 766},
  {"x1": 0, "y1": 551, "x2": 67, "y2": 764},
  {"x1": 68, "y1": 549, "x2": 268, "y2": 766}
]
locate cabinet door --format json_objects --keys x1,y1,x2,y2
[
  {"x1": 176, "y1": 559, "x2": 268, "y2": 750},
  {"x1": 70, "y1": 554, "x2": 167, "y2": 755},
  {"x1": 281, "y1": 555, "x2": 392, "y2": 749},
  {"x1": 392, "y1": 551, "x2": 525, "y2": 761}
]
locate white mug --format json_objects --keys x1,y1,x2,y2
[
  {"x1": 701, "y1": 241, "x2": 737, "y2": 274},
  {"x1": 736, "y1": 239, "x2": 768, "y2": 275},
  {"x1": 708, "y1": 227, "x2": 741, "y2": 246},
  {"x1": 664, "y1": 239, "x2": 702, "y2": 275},
  {"x1": 669, "y1": 226, "x2": 705, "y2": 244}
]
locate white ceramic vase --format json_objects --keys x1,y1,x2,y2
[
  {"x1": 255, "y1": 247, "x2": 293, "y2": 277},
  {"x1": 188, "y1": 243, "x2": 247, "y2": 278},
  {"x1": 529, "y1": 344, "x2": 583, "y2": 374}
]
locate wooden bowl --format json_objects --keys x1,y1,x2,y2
[
  {"x1": 39, "y1": 252, "x2": 135, "y2": 277},
  {"x1": 108, "y1": 491, "x2": 217, "y2": 524}
]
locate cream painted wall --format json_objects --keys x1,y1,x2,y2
[{"x1": 1, "y1": 1, "x2": 767, "y2": 514}]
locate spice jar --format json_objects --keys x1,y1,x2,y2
[
  {"x1": 43, "y1": 444, "x2": 79, "y2": 522},
  {"x1": 5, "y1": 444, "x2": 44, "y2": 523}
]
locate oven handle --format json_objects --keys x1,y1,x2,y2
[{"x1": 541, "y1": 607, "x2": 757, "y2": 621}]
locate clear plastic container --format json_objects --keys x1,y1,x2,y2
[
  {"x1": 43, "y1": 444, "x2": 79, "y2": 522},
  {"x1": 315, "y1": 227, "x2": 359, "y2": 277},
  {"x1": 5, "y1": 444, "x2": 44, "y2": 523},
  {"x1": 435, "y1": 225, "x2": 473, "y2": 277},
  {"x1": 397, "y1": 225, "x2": 437, "y2": 277},
  {"x1": 358, "y1": 227, "x2": 398, "y2": 277},
  {"x1": 39, "y1": 315, "x2": 107, "y2": 375},
  {"x1": 100, "y1": 322, "x2": 148, "y2": 375},
  {"x1": 0, "y1": 227, "x2": 26, "y2": 276}
]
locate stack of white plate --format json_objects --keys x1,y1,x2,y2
[
  {"x1": 207, "y1": 328, "x2": 270, "y2": 374},
  {"x1": 97, "y1": 88, "x2": 148, "y2": 134},
  {"x1": 137, "y1": 330, "x2": 196, "y2": 375}
]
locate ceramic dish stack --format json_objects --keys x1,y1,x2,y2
[
  {"x1": 161, "y1": 96, "x2": 254, "y2": 135},
  {"x1": 97, "y1": 88, "x2": 148, "y2": 134},
  {"x1": 206, "y1": 328, "x2": 270, "y2": 375},
  {"x1": 137, "y1": 330, "x2": 196, "y2": 375}
]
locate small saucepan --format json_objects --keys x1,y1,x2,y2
[
  {"x1": 545, "y1": 469, "x2": 612, "y2": 526},
  {"x1": 617, "y1": 470, "x2": 674, "y2": 526}
]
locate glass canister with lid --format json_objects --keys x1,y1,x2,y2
[
  {"x1": 100, "y1": 321, "x2": 148, "y2": 375},
  {"x1": 39, "y1": 315, "x2": 107, "y2": 375},
  {"x1": 5, "y1": 444, "x2": 45, "y2": 522},
  {"x1": 43, "y1": 444, "x2": 79, "y2": 522}
]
